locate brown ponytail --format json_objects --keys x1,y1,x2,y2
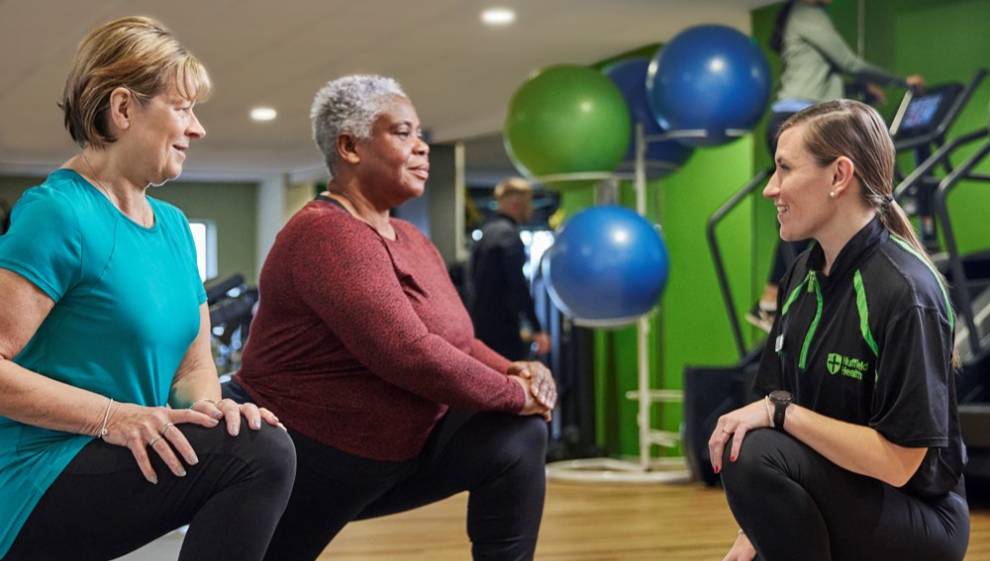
[{"x1": 881, "y1": 199, "x2": 930, "y2": 259}]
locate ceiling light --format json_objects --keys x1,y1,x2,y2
[
  {"x1": 481, "y1": 7, "x2": 515, "y2": 26},
  {"x1": 250, "y1": 107, "x2": 277, "y2": 122}
]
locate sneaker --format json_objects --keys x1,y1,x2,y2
[{"x1": 745, "y1": 301, "x2": 776, "y2": 334}]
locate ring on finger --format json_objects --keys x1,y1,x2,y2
[
  {"x1": 148, "y1": 436, "x2": 163, "y2": 447},
  {"x1": 160, "y1": 422, "x2": 175, "y2": 434}
]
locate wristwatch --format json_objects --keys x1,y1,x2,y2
[{"x1": 769, "y1": 390, "x2": 793, "y2": 430}]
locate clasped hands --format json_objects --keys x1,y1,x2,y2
[{"x1": 508, "y1": 361, "x2": 557, "y2": 421}]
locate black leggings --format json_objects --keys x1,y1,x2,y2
[
  {"x1": 4, "y1": 424, "x2": 296, "y2": 561},
  {"x1": 224, "y1": 380, "x2": 547, "y2": 561},
  {"x1": 721, "y1": 429, "x2": 969, "y2": 561}
]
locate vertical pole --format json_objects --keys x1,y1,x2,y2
[
  {"x1": 454, "y1": 141, "x2": 467, "y2": 262},
  {"x1": 635, "y1": 123, "x2": 652, "y2": 470}
]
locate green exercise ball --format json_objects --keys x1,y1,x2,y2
[{"x1": 504, "y1": 65, "x2": 631, "y2": 190}]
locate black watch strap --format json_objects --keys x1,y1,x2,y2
[
  {"x1": 769, "y1": 390, "x2": 792, "y2": 431},
  {"x1": 773, "y1": 401, "x2": 787, "y2": 430}
]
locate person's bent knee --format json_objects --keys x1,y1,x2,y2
[
  {"x1": 720, "y1": 428, "x2": 786, "y2": 491},
  {"x1": 188, "y1": 423, "x2": 297, "y2": 496},
  {"x1": 515, "y1": 414, "x2": 549, "y2": 458},
  {"x1": 242, "y1": 424, "x2": 297, "y2": 490},
  {"x1": 490, "y1": 414, "x2": 548, "y2": 471}
]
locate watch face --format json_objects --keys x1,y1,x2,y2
[{"x1": 770, "y1": 390, "x2": 793, "y2": 404}]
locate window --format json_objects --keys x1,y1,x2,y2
[{"x1": 189, "y1": 220, "x2": 218, "y2": 282}]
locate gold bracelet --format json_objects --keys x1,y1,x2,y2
[{"x1": 97, "y1": 397, "x2": 114, "y2": 440}]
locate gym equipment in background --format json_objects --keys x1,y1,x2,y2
[
  {"x1": 504, "y1": 64, "x2": 630, "y2": 189},
  {"x1": 205, "y1": 274, "x2": 258, "y2": 375},
  {"x1": 890, "y1": 71, "x2": 990, "y2": 488},
  {"x1": 602, "y1": 57, "x2": 694, "y2": 177},
  {"x1": 646, "y1": 24, "x2": 771, "y2": 147},
  {"x1": 543, "y1": 205, "x2": 669, "y2": 327}
]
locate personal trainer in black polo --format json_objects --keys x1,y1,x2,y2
[{"x1": 709, "y1": 100, "x2": 969, "y2": 561}]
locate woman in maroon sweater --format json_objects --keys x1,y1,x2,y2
[{"x1": 227, "y1": 74, "x2": 555, "y2": 561}]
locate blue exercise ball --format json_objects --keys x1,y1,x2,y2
[
  {"x1": 646, "y1": 24, "x2": 771, "y2": 147},
  {"x1": 543, "y1": 206, "x2": 669, "y2": 327},
  {"x1": 603, "y1": 57, "x2": 694, "y2": 177}
]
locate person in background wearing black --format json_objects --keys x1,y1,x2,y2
[{"x1": 469, "y1": 177, "x2": 550, "y2": 361}]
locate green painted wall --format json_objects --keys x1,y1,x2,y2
[
  {"x1": 656, "y1": 140, "x2": 756, "y2": 451},
  {"x1": 0, "y1": 175, "x2": 259, "y2": 283},
  {"x1": 881, "y1": 0, "x2": 990, "y2": 255},
  {"x1": 154, "y1": 181, "x2": 259, "y2": 283}
]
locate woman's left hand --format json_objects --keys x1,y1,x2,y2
[
  {"x1": 191, "y1": 398, "x2": 285, "y2": 435},
  {"x1": 708, "y1": 398, "x2": 772, "y2": 474},
  {"x1": 507, "y1": 361, "x2": 557, "y2": 410}
]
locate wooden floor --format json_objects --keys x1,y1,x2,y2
[{"x1": 325, "y1": 480, "x2": 990, "y2": 560}]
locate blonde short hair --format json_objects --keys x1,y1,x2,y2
[
  {"x1": 60, "y1": 16, "x2": 212, "y2": 148},
  {"x1": 494, "y1": 177, "x2": 533, "y2": 201}
]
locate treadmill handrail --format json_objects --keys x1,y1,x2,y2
[
  {"x1": 935, "y1": 136, "x2": 990, "y2": 356},
  {"x1": 893, "y1": 128, "x2": 990, "y2": 202},
  {"x1": 707, "y1": 167, "x2": 773, "y2": 360}
]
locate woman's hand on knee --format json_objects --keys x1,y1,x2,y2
[
  {"x1": 102, "y1": 403, "x2": 219, "y2": 484},
  {"x1": 192, "y1": 398, "x2": 284, "y2": 436},
  {"x1": 721, "y1": 531, "x2": 757, "y2": 561},
  {"x1": 507, "y1": 361, "x2": 557, "y2": 411},
  {"x1": 708, "y1": 398, "x2": 772, "y2": 474},
  {"x1": 510, "y1": 376, "x2": 552, "y2": 422}
]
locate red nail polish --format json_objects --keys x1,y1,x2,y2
[{"x1": 730, "y1": 455, "x2": 737, "y2": 462}]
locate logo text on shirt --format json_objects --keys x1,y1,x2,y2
[{"x1": 825, "y1": 353, "x2": 869, "y2": 381}]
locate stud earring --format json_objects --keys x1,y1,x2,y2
[{"x1": 828, "y1": 191, "x2": 836, "y2": 198}]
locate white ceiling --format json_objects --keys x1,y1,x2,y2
[{"x1": 0, "y1": 0, "x2": 776, "y2": 181}]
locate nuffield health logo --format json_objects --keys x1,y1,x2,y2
[{"x1": 825, "y1": 353, "x2": 868, "y2": 381}]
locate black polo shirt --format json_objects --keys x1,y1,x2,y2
[{"x1": 756, "y1": 217, "x2": 966, "y2": 499}]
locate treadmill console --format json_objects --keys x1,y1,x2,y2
[{"x1": 891, "y1": 83, "x2": 964, "y2": 141}]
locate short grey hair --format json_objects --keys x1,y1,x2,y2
[{"x1": 310, "y1": 74, "x2": 407, "y2": 176}]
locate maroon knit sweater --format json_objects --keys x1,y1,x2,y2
[{"x1": 236, "y1": 199, "x2": 525, "y2": 461}]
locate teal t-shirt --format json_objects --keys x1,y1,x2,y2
[{"x1": 0, "y1": 169, "x2": 206, "y2": 556}]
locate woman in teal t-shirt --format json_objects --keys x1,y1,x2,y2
[{"x1": 0, "y1": 17, "x2": 294, "y2": 561}]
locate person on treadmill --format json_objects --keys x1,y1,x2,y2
[{"x1": 711, "y1": 100, "x2": 968, "y2": 561}]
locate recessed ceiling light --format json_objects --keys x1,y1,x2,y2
[
  {"x1": 481, "y1": 7, "x2": 515, "y2": 26},
  {"x1": 250, "y1": 107, "x2": 277, "y2": 122}
]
